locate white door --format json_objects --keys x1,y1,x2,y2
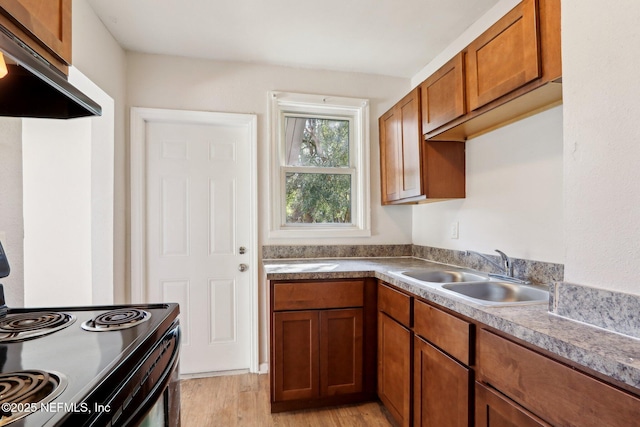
[{"x1": 145, "y1": 119, "x2": 253, "y2": 375}]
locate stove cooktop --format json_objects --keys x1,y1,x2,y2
[{"x1": 0, "y1": 303, "x2": 179, "y2": 427}]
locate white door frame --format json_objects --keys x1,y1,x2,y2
[{"x1": 130, "y1": 107, "x2": 259, "y2": 373}]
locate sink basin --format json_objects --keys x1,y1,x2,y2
[
  {"x1": 441, "y1": 281, "x2": 549, "y2": 304},
  {"x1": 401, "y1": 270, "x2": 488, "y2": 283}
]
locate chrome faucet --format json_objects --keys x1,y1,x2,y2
[{"x1": 465, "y1": 249, "x2": 514, "y2": 277}]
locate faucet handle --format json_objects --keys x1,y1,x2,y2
[
  {"x1": 494, "y1": 249, "x2": 513, "y2": 276},
  {"x1": 494, "y1": 249, "x2": 510, "y2": 263}
]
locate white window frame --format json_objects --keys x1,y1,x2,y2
[{"x1": 268, "y1": 91, "x2": 371, "y2": 238}]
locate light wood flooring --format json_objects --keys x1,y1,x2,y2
[{"x1": 180, "y1": 373, "x2": 394, "y2": 427}]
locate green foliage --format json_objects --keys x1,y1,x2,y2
[{"x1": 286, "y1": 118, "x2": 352, "y2": 224}]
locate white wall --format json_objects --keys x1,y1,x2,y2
[
  {"x1": 413, "y1": 106, "x2": 563, "y2": 262},
  {"x1": 0, "y1": 118, "x2": 24, "y2": 306},
  {"x1": 72, "y1": 0, "x2": 128, "y2": 303},
  {"x1": 71, "y1": 69, "x2": 116, "y2": 305},
  {"x1": 22, "y1": 118, "x2": 93, "y2": 306},
  {"x1": 22, "y1": 70, "x2": 116, "y2": 307},
  {"x1": 562, "y1": 0, "x2": 640, "y2": 295},
  {"x1": 126, "y1": 54, "x2": 413, "y2": 246}
]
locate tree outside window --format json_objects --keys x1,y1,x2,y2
[{"x1": 284, "y1": 117, "x2": 352, "y2": 224}]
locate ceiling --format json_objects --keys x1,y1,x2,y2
[{"x1": 87, "y1": 0, "x2": 500, "y2": 79}]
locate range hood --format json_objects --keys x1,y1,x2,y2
[{"x1": 0, "y1": 25, "x2": 101, "y2": 119}]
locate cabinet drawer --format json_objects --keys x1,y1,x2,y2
[
  {"x1": 478, "y1": 329, "x2": 640, "y2": 427},
  {"x1": 414, "y1": 300, "x2": 471, "y2": 365},
  {"x1": 378, "y1": 283, "x2": 411, "y2": 327},
  {"x1": 273, "y1": 280, "x2": 364, "y2": 311},
  {"x1": 466, "y1": 0, "x2": 541, "y2": 111}
]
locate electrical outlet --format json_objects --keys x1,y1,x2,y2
[{"x1": 450, "y1": 222, "x2": 459, "y2": 239}]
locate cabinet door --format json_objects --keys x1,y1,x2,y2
[
  {"x1": 0, "y1": 0, "x2": 72, "y2": 65},
  {"x1": 414, "y1": 336, "x2": 470, "y2": 427},
  {"x1": 378, "y1": 311, "x2": 411, "y2": 427},
  {"x1": 273, "y1": 311, "x2": 320, "y2": 401},
  {"x1": 475, "y1": 383, "x2": 551, "y2": 427},
  {"x1": 379, "y1": 107, "x2": 401, "y2": 203},
  {"x1": 466, "y1": 0, "x2": 541, "y2": 110},
  {"x1": 420, "y1": 53, "x2": 466, "y2": 134},
  {"x1": 379, "y1": 88, "x2": 423, "y2": 204},
  {"x1": 320, "y1": 308, "x2": 363, "y2": 396},
  {"x1": 397, "y1": 88, "x2": 422, "y2": 200}
]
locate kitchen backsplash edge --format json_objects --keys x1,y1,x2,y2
[
  {"x1": 411, "y1": 245, "x2": 564, "y2": 286},
  {"x1": 262, "y1": 244, "x2": 563, "y2": 285},
  {"x1": 261, "y1": 244, "x2": 412, "y2": 259},
  {"x1": 550, "y1": 282, "x2": 640, "y2": 340}
]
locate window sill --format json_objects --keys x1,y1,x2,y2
[{"x1": 268, "y1": 226, "x2": 372, "y2": 239}]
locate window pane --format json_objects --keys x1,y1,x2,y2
[
  {"x1": 286, "y1": 173, "x2": 351, "y2": 224},
  {"x1": 284, "y1": 117, "x2": 349, "y2": 167}
]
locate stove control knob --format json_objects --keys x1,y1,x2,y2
[{"x1": 238, "y1": 263, "x2": 249, "y2": 272}]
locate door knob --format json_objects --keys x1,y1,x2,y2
[{"x1": 238, "y1": 264, "x2": 249, "y2": 272}]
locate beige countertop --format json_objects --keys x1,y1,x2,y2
[{"x1": 263, "y1": 257, "x2": 640, "y2": 393}]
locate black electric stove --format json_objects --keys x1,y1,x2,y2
[
  {"x1": 0, "y1": 298, "x2": 181, "y2": 427},
  {"x1": 0, "y1": 239, "x2": 181, "y2": 427}
]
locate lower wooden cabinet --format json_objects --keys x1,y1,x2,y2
[
  {"x1": 270, "y1": 279, "x2": 375, "y2": 412},
  {"x1": 414, "y1": 336, "x2": 471, "y2": 427},
  {"x1": 475, "y1": 383, "x2": 551, "y2": 427},
  {"x1": 273, "y1": 308, "x2": 363, "y2": 402},
  {"x1": 378, "y1": 311, "x2": 412, "y2": 427},
  {"x1": 477, "y1": 328, "x2": 640, "y2": 427}
]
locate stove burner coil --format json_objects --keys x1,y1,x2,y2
[
  {"x1": 0, "y1": 312, "x2": 76, "y2": 342},
  {"x1": 0, "y1": 370, "x2": 67, "y2": 426},
  {"x1": 81, "y1": 308, "x2": 151, "y2": 332}
]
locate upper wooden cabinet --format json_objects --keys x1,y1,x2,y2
[
  {"x1": 380, "y1": 88, "x2": 423, "y2": 204},
  {"x1": 379, "y1": 88, "x2": 466, "y2": 205},
  {"x1": 422, "y1": 0, "x2": 561, "y2": 142},
  {"x1": 466, "y1": 0, "x2": 541, "y2": 111},
  {"x1": 0, "y1": 0, "x2": 72, "y2": 73},
  {"x1": 419, "y1": 53, "x2": 466, "y2": 134}
]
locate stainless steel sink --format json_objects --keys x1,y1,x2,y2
[
  {"x1": 400, "y1": 270, "x2": 488, "y2": 283},
  {"x1": 441, "y1": 281, "x2": 549, "y2": 304}
]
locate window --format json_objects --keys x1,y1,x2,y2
[{"x1": 269, "y1": 92, "x2": 370, "y2": 238}]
